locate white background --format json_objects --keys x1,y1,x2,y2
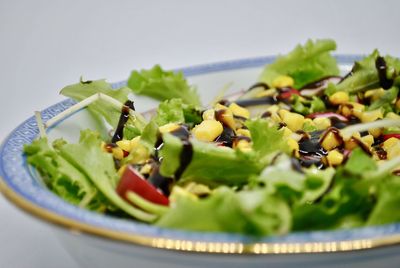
[{"x1": 1, "y1": 0, "x2": 400, "y2": 267}]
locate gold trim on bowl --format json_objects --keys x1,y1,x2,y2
[{"x1": 1, "y1": 176, "x2": 400, "y2": 254}]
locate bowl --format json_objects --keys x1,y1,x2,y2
[{"x1": 1, "y1": 55, "x2": 400, "y2": 268}]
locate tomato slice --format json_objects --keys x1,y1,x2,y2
[
  {"x1": 116, "y1": 165, "x2": 169, "y2": 206},
  {"x1": 383, "y1": 134, "x2": 400, "y2": 141},
  {"x1": 306, "y1": 112, "x2": 348, "y2": 122}
]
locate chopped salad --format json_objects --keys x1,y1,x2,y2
[{"x1": 25, "y1": 39, "x2": 400, "y2": 236}]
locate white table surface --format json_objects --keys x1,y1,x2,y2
[{"x1": 1, "y1": 0, "x2": 400, "y2": 267}]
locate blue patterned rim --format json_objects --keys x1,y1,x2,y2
[{"x1": 1, "y1": 55, "x2": 399, "y2": 246}]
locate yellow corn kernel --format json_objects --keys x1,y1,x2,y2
[
  {"x1": 364, "y1": 88, "x2": 385, "y2": 101},
  {"x1": 386, "y1": 112, "x2": 400, "y2": 120},
  {"x1": 215, "y1": 109, "x2": 236, "y2": 129},
  {"x1": 281, "y1": 126, "x2": 293, "y2": 138},
  {"x1": 313, "y1": 117, "x2": 331, "y2": 130},
  {"x1": 345, "y1": 138, "x2": 358, "y2": 150},
  {"x1": 255, "y1": 89, "x2": 277, "y2": 98},
  {"x1": 361, "y1": 134, "x2": 374, "y2": 148},
  {"x1": 117, "y1": 165, "x2": 127, "y2": 177},
  {"x1": 192, "y1": 120, "x2": 223, "y2": 142},
  {"x1": 327, "y1": 150, "x2": 344, "y2": 166},
  {"x1": 396, "y1": 98, "x2": 400, "y2": 110},
  {"x1": 387, "y1": 143, "x2": 400, "y2": 160},
  {"x1": 116, "y1": 139, "x2": 133, "y2": 152},
  {"x1": 202, "y1": 109, "x2": 215, "y2": 120},
  {"x1": 270, "y1": 112, "x2": 282, "y2": 124},
  {"x1": 361, "y1": 109, "x2": 383, "y2": 123},
  {"x1": 236, "y1": 128, "x2": 251, "y2": 137},
  {"x1": 272, "y1": 75, "x2": 294, "y2": 88},
  {"x1": 350, "y1": 102, "x2": 365, "y2": 118},
  {"x1": 139, "y1": 163, "x2": 153, "y2": 175},
  {"x1": 279, "y1": 110, "x2": 305, "y2": 132},
  {"x1": 329, "y1": 91, "x2": 349, "y2": 105},
  {"x1": 229, "y1": 103, "x2": 250, "y2": 119},
  {"x1": 287, "y1": 138, "x2": 299, "y2": 157},
  {"x1": 321, "y1": 131, "x2": 342, "y2": 151},
  {"x1": 159, "y1": 123, "x2": 180, "y2": 133},
  {"x1": 169, "y1": 186, "x2": 198, "y2": 202},
  {"x1": 234, "y1": 139, "x2": 252, "y2": 152},
  {"x1": 383, "y1": 137, "x2": 400, "y2": 151},
  {"x1": 184, "y1": 182, "x2": 211, "y2": 197},
  {"x1": 128, "y1": 144, "x2": 150, "y2": 164},
  {"x1": 369, "y1": 128, "x2": 382, "y2": 138},
  {"x1": 112, "y1": 147, "x2": 124, "y2": 160},
  {"x1": 214, "y1": 103, "x2": 228, "y2": 110},
  {"x1": 266, "y1": 105, "x2": 280, "y2": 113}
]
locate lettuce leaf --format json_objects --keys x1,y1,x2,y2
[
  {"x1": 154, "y1": 98, "x2": 202, "y2": 126},
  {"x1": 58, "y1": 129, "x2": 156, "y2": 222},
  {"x1": 156, "y1": 186, "x2": 291, "y2": 236},
  {"x1": 259, "y1": 39, "x2": 339, "y2": 89},
  {"x1": 326, "y1": 51, "x2": 400, "y2": 95},
  {"x1": 127, "y1": 65, "x2": 201, "y2": 107},
  {"x1": 61, "y1": 79, "x2": 132, "y2": 128},
  {"x1": 24, "y1": 138, "x2": 107, "y2": 211},
  {"x1": 245, "y1": 118, "x2": 290, "y2": 161},
  {"x1": 159, "y1": 134, "x2": 261, "y2": 186}
]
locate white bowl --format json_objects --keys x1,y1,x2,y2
[{"x1": 1, "y1": 55, "x2": 400, "y2": 268}]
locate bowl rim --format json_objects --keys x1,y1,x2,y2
[{"x1": 2, "y1": 54, "x2": 400, "y2": 255}]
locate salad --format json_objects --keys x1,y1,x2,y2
[{"x1": 24, "y1": 39, "x2": 400, "y2": 237}]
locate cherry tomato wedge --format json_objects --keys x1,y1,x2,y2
[
  {"x1": 116, "y1": 165, "x2": 169, "y2": 206},
  {"x1": 306, "y1": 112, "x2": 348, "y2": 122},
  {"x1": 383, "y1": 134, "x2": 400, "y2": 141}
]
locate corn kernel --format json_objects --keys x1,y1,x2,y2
[
  {"x1": 215, "y1": 108, "x2": 236, "y2": 129},
  {"x1": 345, "y1": 138, "x2": 359, "y2": 150},
  {"x1": 369, "y1": 128, "x2": 382, "y2": 138},
  {"x1": 321, "y1": 131, "x2": 342, "y2": 151},
  {"x1": 287, "y1": 138, "x2": 299, "y2": 157},
  {"x1": 279, "y1": 110, "x2": 304, "y2": 132},
  {"x1": 229, "y1": 103, "x2": 250, "y2": 119},
  {"x1": 139, "y1": 163, "x2": 153, "y2": 175},
  {"x1": 236, "y1": 128, "x2": 251, "y2": 137},
  {"x1": 112, "y1": 147, "x2": 124, "y2": 160},
  {"x1": 387, "y1": 143, "x2": 400, "y2": 160},
  {"x1": 214, "y1": 103, "x2": 228, "y2": 110},
  {"x1": 128, "y1": 144, "x2": 150, "y2": 164},
  {"x1": 396, "y1": 98, "x2": 400, "y2": 110},
  {"x1": 327, "y1": 150, "x2": 344, "y2": 166},
  {"x1": 364, "y1": 88, "x2": 385, "y2": 101},
  {"x1": 192, "y1": 120, "x2": 223, "y2": 142},
  {"x1": 383, "y1": 137, "x2": 400, "y2": 151},
  {"x1": 169, "y1": 186, "x2": 198, "y2": 202},
  {"x1": 313, "y1": 117, "x2": 331, "y2": 130},
  {"x1": 202, "y1": 109, "x2": 215, "y2": 120},
  {"x1": 266, "y1": 105, "x2": 280, "y2": 113},
  {"x1": 361, "y1": 134, "x2": 374, "y2": 148},
  {"x1": 255, "y1": 89, "x2": 276, "y2": 98},
  {"x1": 281, "y1": 126, "x2": 293, "y2": 138},
  {"x1": 159, "y1": 123, "x2": 180, "y2": 133},
  {"x1": 361, "y1": 109, "x2": 383, "y2": 123},
  {"x1": 351, "y1": 102, "x2": 365, "y2": 118},
  {"x1": 329, "y1": 91, "x2": 349, "y2": 105},
  {"x1": 272, "y1": 75, "x2": 294, "y2": 88},
  {"x1": 234, "y1": 139, "x2": 252, "y2": 152},
  {"x1": 116, "y1": 139, "x2": 133, "y2": 152}
]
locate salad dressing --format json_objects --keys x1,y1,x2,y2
[
  {"x1": 112, "y1": 100, "x2": 135, "y2": 143},
  {"x1": 375, "y1": 56, "x2": 394, "y2": 89}
]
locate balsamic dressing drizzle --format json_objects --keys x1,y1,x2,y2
[
  {"x1": 375, "y1": 56, "x2": 394, "y2": 89},
  {"x1": 111, "y1": 100, "x2": 135, "y2": 143}
]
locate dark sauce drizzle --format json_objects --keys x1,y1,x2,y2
[
  {"x1": 111, "y1": 100, "x2": 135, "y2": 143},
  {"x1": 375, "y1": 56, "x2": 394, "y2": 89},
  {"x1": 247, "y1": 82, "x2": 270, "y2": 91}
]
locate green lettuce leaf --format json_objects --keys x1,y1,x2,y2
[
  {"x1": 368, "y1": 86, "x2": 399, "y2": 113},
  {"x1": 259, "y1": 39, "x2": 339, "y2": 89},
  {"x1": 127, "y1": 65, "x2": 201, "y2": 107},
  {"x1": 255, "y1": 154, "x2": 335, "y2": 205},
  {"x1": 58, "y1": 129, "x2": 156, "y2": 222},
  {"x1": 326, "y1": 51, "x2": 400, "y2": 95},
  {"x1": 159, "y1": 134, "x2": 261, "y2": 186},
  {"x1": 245, "y1": 118, "x2": 290, "y2": 161},
  {"x1": 292, "y1": 95, "x2": 326, "y2": 115},
  {"x1": 154, "y1": 98, "x2": 202, "y2": 126},
  {"x1": 156, "y1": 186, "x2": 291, "y2": 236},
  {"x1": 61, "y1": 79, "x2": 132, "y2": 129},
  {"x1": 24, "y1": 138, "x2": 107, "y2": 211}
]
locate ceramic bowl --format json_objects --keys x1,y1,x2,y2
[{"x1": 1, "y1": 55, "x2": 400, "y2": 268}]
